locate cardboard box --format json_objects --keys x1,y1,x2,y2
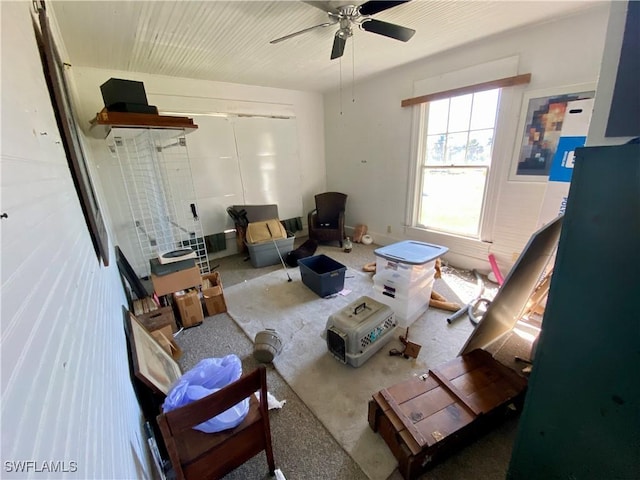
[
  {"x1": 151, "y1": 266, "x2": 201, "y2": 296},
  {"x1": 136, "y1": 306, "x2": 177, "y2": 333},
  {"x1": 151, "y1": 327, "x2": 182, "y2": 360},
  {"x1": 173, "y1": 289, "x2": 204, "y2": 328},
  {"x1": 202, "y1": 271, "x2": 227, "y2": 315}
]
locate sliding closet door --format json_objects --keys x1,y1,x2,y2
[
  {"x1": 187, "y1": 116, "x2": 243, "y2": 236},
  {"x1": 233, "y1": 117, "x2": 303, "y2": 221},
  {"x1": 187, "y1": 115, "x2": 303, "y2": 237}
]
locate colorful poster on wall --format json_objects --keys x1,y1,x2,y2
[
  {"x1": 510, "y1": 85, "x2": 595, "y2": 181},
  {"x1": 538, "y1": 98, "x2": 594, "y2": 227}
]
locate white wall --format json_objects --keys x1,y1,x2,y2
[
  {"x1": 69, "y1": 67, "x2": 326, "y2": 259},
  {"x1": 1, "y1": 3, "x2": 152, "y2": 478},
  {"x1": 323, "y1": 4, "x2": 611, "y2": 272}
]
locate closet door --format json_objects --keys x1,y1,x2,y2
[
  {"x1": 187, "y1": 116, "x2": 303, "y2": 236},
  {"x1": 233, "y1": 117, "x2": 303, "y2": 221},
  {"x1": 187, "y1": 116, "x2": 243, "y2": 236}
]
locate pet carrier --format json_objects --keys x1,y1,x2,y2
[{"x1": 325, "y1": 296, "x2": 396, "y2": 367}]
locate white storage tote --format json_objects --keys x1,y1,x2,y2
[
  {"x1": 372, "y1": 241, "x2": 448, "y2": 325},
  {"x1": 373, "y1": 277, "x2": 435, "y2": 326}
]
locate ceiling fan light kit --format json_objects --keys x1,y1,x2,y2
[{"x1": 270, "y1": 0, "x2": 416, "y2": 60}]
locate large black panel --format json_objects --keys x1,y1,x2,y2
[
  {"x1": 508, "y1": 144, "x2": 640, "y2": 479},
  {"x1": 606, "y1": 1, "x2": 640, "y2": 137}
]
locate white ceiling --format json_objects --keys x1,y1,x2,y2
[{"x1": 51, "y1": 0, "x2": 603, "y2": 93}]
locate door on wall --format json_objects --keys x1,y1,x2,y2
[
  {"x1": 187, "y1": 115, "x2": 303, "y2": 237},
  {"x1": 107, "y1": 127, "x2": 208, "y2": 278},
  {"x1": 234, "y1": 116, "x2": 302, "y2": 221}
]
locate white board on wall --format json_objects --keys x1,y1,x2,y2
[{"x1": 187, "y1": 115, "x2": 302, "y2": 235}]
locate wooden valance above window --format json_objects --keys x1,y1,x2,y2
[{"x1": 401, "y1": 73, "x2": 531, "y2": 108}]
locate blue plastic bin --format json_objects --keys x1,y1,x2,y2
[{"x1": 298, "y1": 254, "x2": 346, "y2": 298}]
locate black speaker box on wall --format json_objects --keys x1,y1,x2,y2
[{"x1": 100, "y1": 78, "x2": 152, "y2": 111}]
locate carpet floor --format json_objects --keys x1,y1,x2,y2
[{"x1": 174, "y1": 240, "x2": 530, "y2": 480}]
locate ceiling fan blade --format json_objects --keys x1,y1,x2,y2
[
  {"x1": 330, "y1": 34, "x2": 347, "y2": 60},
  {"x1": 270, "y1": 21, "x2": 337, "y2": 44},
  {"x1": 359, "y1": 0, "x2": 412, "y2": 16},
  {"x1": 361, "y1": 18, "x2": 415, "y2": 42}
]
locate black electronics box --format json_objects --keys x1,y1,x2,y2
[
  {"x1": 150, "y1": 257, "x2": 196, "y2": 276},
  {"x1": 100, "y1": 78, "x2": 157, "y2": 114}
]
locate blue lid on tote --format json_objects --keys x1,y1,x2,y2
[{"x1": 374, "y1": 241, "x2": 448, "y2": 265}]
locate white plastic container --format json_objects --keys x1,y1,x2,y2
[
  {"x1": 373, "y1": 277, "x2": 435, "y2": 326},
  {"x1": 373, "y1": 272, "x2": 435, "y2": 301},
  {"x1": 372, "y1": 241, "x2": 447, "y2": 326},
  {"x1": 375, "y1": 242, "x2": 447, "y2": 281},
  {"x1": 373, "y1": 266, "x2": 436, "y2": 291}
]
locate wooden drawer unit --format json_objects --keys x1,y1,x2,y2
[{"x1": 368, "y1": 349, "x2": 527, "y2": 479}]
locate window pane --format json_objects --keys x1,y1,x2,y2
[
  {"x1": 466, "y1": 129, "x2": 494, "y2": 165},
  {"x1": 419, "y1": 167, "x2": 487, "y2": 237},
  {"x1": 416, "y1": 87, "x2": 501, "y2": 240},
  {"x1": 425, "y1": 134, "x2": 446, "y2": 165},
  {"x1": 470, "y1": 89, "x2": 500, "y2": 130},
  {"x1": 448, "y1": 94, "x2": 472, "y2": 132},
  {"x1": 427, "y1": 99, "x2": 449, "y2": 134},
  {"x1": 445, "y1": 132, "x2": 468, "y2": 165}
]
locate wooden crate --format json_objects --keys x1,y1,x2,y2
[
  {"x1": 368, "y1": 349, "x2": 527, "y2": 480},
  {"x1": 136, "y1": 306, "x2": 178, "y2": 334}
]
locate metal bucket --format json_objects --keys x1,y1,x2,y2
[{"x1": 253, "y1": 329, "x2": 283, "y2": 363}]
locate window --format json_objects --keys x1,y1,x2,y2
[{"x1": 415, "y1": 88, "x2": 500, "y2": 238}]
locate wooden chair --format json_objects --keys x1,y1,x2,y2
[
  {"x1": 157, "y1": 365, "x2": 276, "y2": 479},
  {"x1": 308, "y1": 192, "x2": 348, "y2": 247}
]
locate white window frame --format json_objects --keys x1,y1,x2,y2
[
  {"x1": 414, "y1": 89, "x2": 501, "y2": 239},
  {"x1": 408, "y1": 90, "x2": 516, "y2": 243},
  {"x1": 405, "y1": 59, "x2": 523, "y2": 258}
]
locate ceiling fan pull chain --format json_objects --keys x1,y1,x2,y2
[
  {"x1": 351, "y1": 36, "x2": 356, "y2": 103},
  {"x1": 339, "y1": 57, "x2": 343, "y2": 115}
]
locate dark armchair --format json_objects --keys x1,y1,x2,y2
[{"x1": 308, "y1": 192, "x2": 347, "y2": 247}]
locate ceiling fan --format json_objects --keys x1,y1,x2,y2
[{"x1": 270, "y1": 1, "x2": 416, "y2": 60}]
